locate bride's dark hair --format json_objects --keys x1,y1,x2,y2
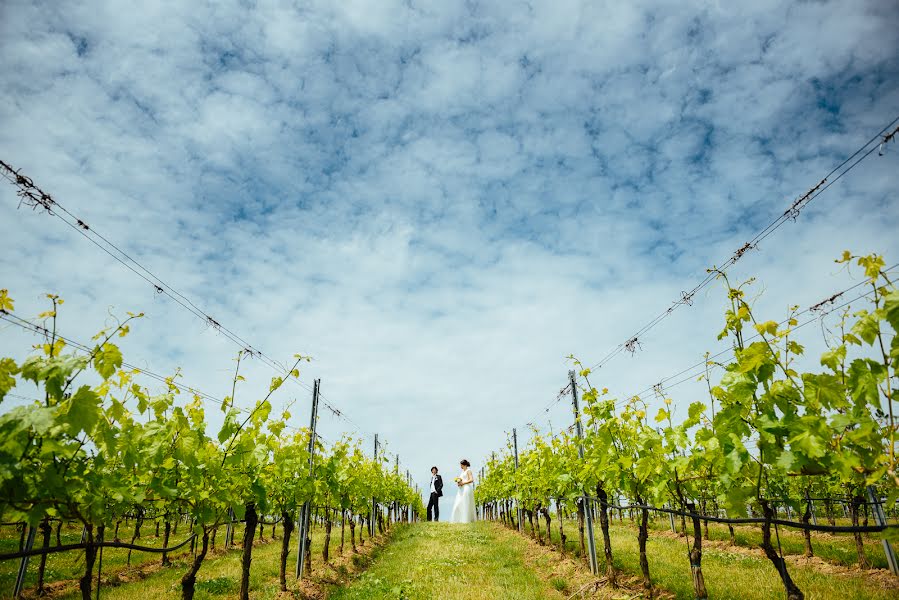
[{"x1": 460, "y1": 459, "x2": 470, "y2": 467}]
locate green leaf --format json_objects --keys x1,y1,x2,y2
[
  {"x1": 776, "y1": 450, "x2": 794, "y2": 471},
  {"x1": 851, "y1": 311, "x2": 880, "y2": 345},
  {"x1": 801, "y1": 373, "x2": 844, "y2": 411},
  {"x1": 0, "y1": 357, "x2": 19, "y2": 404},
  {"x1": 686, "y1": 402, "x2": 706, "y2": 427},
  {"x1": 884, "y1": 289, "x2": 899, "y2": 333},
  {"x1": 20, "y1": 355, "x2": 85, "y2": 401},
  {"x1": 62, "y1": 385, "x2": 101, "y2": 434},
  {"x1": 754, "y1": 320, "x2": 778, "y2": 336},
  {"x1": 789, "y1": 429, "x2": 827, "y2": 460},
  {"x1": 0, "y1": 289, "x2": 14, "y2": 312},
  {"x1": 735, "y1": 342, "x2": 771, "y2": 376},
  {"x1": 94, "y1": 343, "x2": 123, "y2": 380},
  {"x1": 269, "y1": 376, "x2": 283, "y2": 393},
  {"x1": 819, "y1": 345, "x2": 846, "y2": 371},
  {"x1": 847, "y1": 359, "x2": 884, "y2": 409}
]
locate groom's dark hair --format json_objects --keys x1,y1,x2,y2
[{"x1": 431, "y1": 466, "x2": 438, "y2": 472}]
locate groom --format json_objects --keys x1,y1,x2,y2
[{"x1": 427, "y1": 466, "x2": 443, "y2": 521}]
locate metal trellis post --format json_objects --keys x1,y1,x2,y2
[
  {"x1": 296, "y1": 378, "x2": 320, "y2": 579},
  {"x1": 371, "y1": 434, "x2": 378, "y2": 537},
  {"x1": 867, "y1": 486, "x2": 899, "y2": 576},
  {"x1": 14, "y1": 524, "x2": 36, "y2": 598},
  {"x1": 407, "y1": 470, "x2": 412, "y2": 522},
  {"x1": 570, "y1": 369, "x2": 599, "y2": 575},
  {"x1": 513, "y1": 428, "x2": 522, "y2": 533}
]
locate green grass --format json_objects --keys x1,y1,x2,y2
[
  {"x1": 328, "y1": 522, "x2": 562, "y2": 600},
  {"x1": 0, "y1": 521, "x2": 196, "y2": 595},
  {"x1": 6, "y1": 518, "x2": 897, "y2": 600},
  {"x1": 604, "y1": 523, "x2": 896, "y2": 600},
  {"x1": 645, "y1": 517, "x2": 890, "y2": 569},
  {"x1": 529, "y1": 516, "x2": 899, "y2": 600},
  {"x1": 0, "y1": 519, "x2": 378, "y2": 599}
]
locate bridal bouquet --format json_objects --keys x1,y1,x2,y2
[{"x1": 454, "y1": 477, "x2": 462, "y2": 485}]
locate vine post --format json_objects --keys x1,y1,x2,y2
[
  {"x1": 513, "y1": 428, "x2": 522, "y2": 533},
  {"x1": 371, "y1": 434, "x2": 378, "y2": 537},
  {"x1": 13, "y1": 524, "x2": 36, "y2": 598},
  {"x1": 296, "y1": 378, "x2": 320, "y2": 580},
  {"x1": 866, "y1": 486, "x2": 899, "y2": 575},
  {"x1": 570, "y1": 369, "x2": 599, "y2": 575},
  {"x1": 406, "y1": 470, "x2": 412, "y2": 522}
]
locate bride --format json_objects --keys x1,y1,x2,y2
[{"x1": 450, "y1": 459, "x2": 476, "y2": 523}]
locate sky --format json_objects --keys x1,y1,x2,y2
[{"x1": 1, "y1": 0, "x2": 898, "y2": 500}]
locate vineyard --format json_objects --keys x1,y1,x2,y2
[
  {"x1": 1, "y1": 5, "x2": 899, "y2": 597},
  {"x1": 476, "y1": 252, "x2": 899, "y2": 599},
  {"x1": 0, "y1": 290, "x2": 423, "y2": 599}
]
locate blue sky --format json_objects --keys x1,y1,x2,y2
[{"x1": 1, "y1": 0, "x2": 899, "y2": 491}]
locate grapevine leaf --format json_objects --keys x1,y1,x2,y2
[
  {"x1": 819, "y1": 345, "x2": 846, "y2": 371},
  {"x1": 788, "y1": 428, "x2": 827, "y2": 460},
  {"x1": 884, "y1": 289, "x2": 899, "y2": 332},
  {"x1": 269, "y1": 376, "x2": 283, "y2": 393},
  {"x1": 754, "y1": 320, "x2": 778, "y2": 336},
  {"x1": 685, "y1": 402, "x2": 706, "y2": 427},
  {"x1": 801, "y1": 373, "x2": 844, "y2": 411},
  {"x1": 0, "y1": 289, "x2": 14, "y2": 312},
  {"x1": 62, "y1": 385, "x2": 101, "y2": 434},
  {"x1": 776, "y1": 450, "x2": 794, "y2": 471},
  {"x1": 850, "y1": 311, "x2": 879, "y2": 345},
  {"x1": 735, "y1": 342, "x2": 770, "y2": 375},
  {"x1": 0, "y1": 358, "x2": 19, "y2": 404},
  {"x1": 94, "y1": 343, "x2": 123, "y2": 380},
  {"x1": 847, "y1": 359, "x2": 884, "y2": 409}
]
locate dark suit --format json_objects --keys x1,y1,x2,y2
[{"x1": 427, "y1": 474, "x2": 443, "y2": 521}]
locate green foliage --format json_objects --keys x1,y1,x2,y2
[
  {"x1": 479, "y1": 251, "x2": 898, "y2": 546},
  {"x1": 0, "y1": 293, "x2": 421, "y2": 592}
]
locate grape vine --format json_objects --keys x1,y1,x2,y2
[
  {"x1": 0, "y1": 291, "x2": 423, "y2": 600},
  {"x1": 477, "y1": 252, "x2": 899, "y2": 600}
]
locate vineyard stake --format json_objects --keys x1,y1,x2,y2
[
  {"x1": 296, "y1": 378, "x2": 320, "y2": 580},
  {"x1": 13, "y1": 524, "x2": 35, "y2": 598},
  {"x1": 371, "y1": 434, "x2": 378, "y2": 537},
  {"x1": 95, "y1": 527, "x2": 104, "y2": 600},
  {"x1": 569, "y1": 369, "x2": 599, "y2": 575},
  {"x1": 513, "y1": 428, "x2": 522, "y2": 533},
  {"x1": 393, "y1": 454, "x2": 400, "y2": 523},
  {"x1": 805, "y1": 491, "x2": 817, "y2": 527},
  {"x1": 406, "y1": 470, "x2": 412, "y2": 522},
  {"x1": 225, "y1": 508, "x2": 234, "y2": 548},
  {"x1": 866, "y1": 486, "x2": 898, "y2": 576}
]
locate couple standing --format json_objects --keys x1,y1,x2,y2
[{"x1": 427, "y1": 459, "x2": 476, "y2": 523}]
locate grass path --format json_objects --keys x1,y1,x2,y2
[{"x1": 328, "y1": 522, "x2": 565, "y2": 600}]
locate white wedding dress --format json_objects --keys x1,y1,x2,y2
[{"x1": 450, "y1": 467, "x2": 476, "y2": 523}]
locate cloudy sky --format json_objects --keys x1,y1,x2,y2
[{"x1": 1, "y1": 0, "x2": 898, "y2": 497}]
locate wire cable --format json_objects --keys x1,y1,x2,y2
[
  {"x1": 586, "y1": 116, "x2": 899, "y2": 373},
  {"x1": 0, "y1": 160, "x2": 389, "y2": 446}
]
